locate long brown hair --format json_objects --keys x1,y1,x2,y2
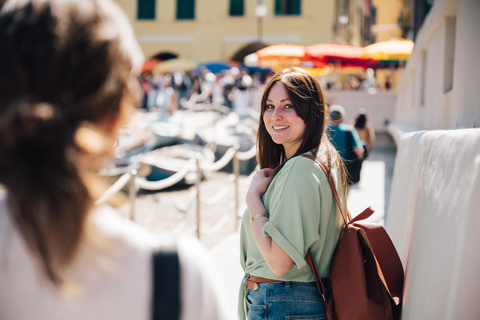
[
  {"x1": 0, "y1": 0, "x2": 142, "y2": 285},
  {"x1": 257, "y1": 67, "x2": 347, "y2": 187}
]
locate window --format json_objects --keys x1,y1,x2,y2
[
  {"x1": 443, "y1": 17, "x2": 456, "y2": 93},
  {"x1": 420, "y1": 51, "x2": 426, "y2": 107},
  {"x1": 275, "y1": 0, "x2": 301, "y2": 16},
  {"x1": 137, "y1": 0, "x2": 155, "y2": 20},
  {"x1": 371, "y1": 6, "x2": 376, "y2": 25},
  {"x1": 177, "y1": 0, "x2": 195, "y2": 20},
  {"x1": 230, "y1": 0, "x2": 244, "y2": 16}
]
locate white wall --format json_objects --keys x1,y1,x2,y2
[
  {"x1": 394, "y1": 0, "x2": 480, "y2": 130},
  {"x1": 387, "y1": 0, "x2": 480, "y2": 318},
  {"x1": 386, "y1": 129, "x2": 480, "y2": 319},
  {"x1": 451, "y1": 0, "x2": 480, "y2": 128},
  {"x1": 324, "y1": 91, "x2": 396, "y2": 133}
]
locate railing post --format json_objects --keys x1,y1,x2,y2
[
  {"x1": 233, "y1": 144, "x2": 240, "y2": 230},
  {"x1": 129, "y1": 169, "x2": 137, "y2": 221},
  {"x1": 195, "y1": 156, "x2": 201, "y2": 239}
]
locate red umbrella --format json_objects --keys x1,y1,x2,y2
[
  {"x1": 141, "y1": 58, "x2": 162, "y2": 73},
  {"x1": 305, "y1": 43, "x2": 377, "y2": 67}
]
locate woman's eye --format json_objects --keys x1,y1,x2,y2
[
  {"x1": 266, "y1": 104, "x2": 275, "y2": 109},
  {"x1": 285, "y1": 104, "x2": 293, "y2": 109}
]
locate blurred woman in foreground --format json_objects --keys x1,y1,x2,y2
[{"x1": 0, "y1": 1, "x2": 228, "y2": 319}]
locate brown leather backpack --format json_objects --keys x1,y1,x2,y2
[{"x1": 303, "y1": 155, "x2": 404, "y2": 320}]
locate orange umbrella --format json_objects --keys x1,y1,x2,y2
[
  {"x1": 141, "y1": 59, "x2": 162, "y2": 73},
  {"x1": 256, "y1": 44, "x2": 306, "y2": 61}
]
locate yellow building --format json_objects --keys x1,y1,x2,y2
[
  {"x1": 115, "y1": 0, "x2": 336, "y2": 62},
  {"x1": 371, "y1": 0, "x2": 403, "y2": 42}
]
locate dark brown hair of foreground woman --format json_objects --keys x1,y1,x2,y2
[
  {"x1": 256, "y1": 67, "x2": 347, "y2": 186},
  {"x1": 0, "y1": 0, "x2": 141, "y2": 285}
]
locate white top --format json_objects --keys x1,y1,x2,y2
[{"x1": 0, "y1": 196, "x2": 230, "y2": 320}]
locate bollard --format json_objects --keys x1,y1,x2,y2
[
  {"x1": 233, "y1": 144, "x2": 240, "y2": 230},
  {"x1": 129, "y1": 169, "x2": 137, "y2": 221},
  {"x1": 195, "y1": 156, "x2": 201, "y2": 239}
]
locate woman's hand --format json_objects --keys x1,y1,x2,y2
[{"x1": 246, "y1": 168, "x2": 274, "y2": 209}]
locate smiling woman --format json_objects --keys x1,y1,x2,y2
[
  {"x1": 238, "y1": 67, "x2": 348, "y2": 320},
  {"x1": 263, "y1": 82, "x2": 306, "y2": 159}
]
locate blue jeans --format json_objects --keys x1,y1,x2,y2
[{"x1": 245, "y1": 279, "x2": 331, "y2": 319}]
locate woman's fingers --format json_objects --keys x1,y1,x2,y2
[{"x1": 263, "y1": 168, "x2": 274, "y2": 177}]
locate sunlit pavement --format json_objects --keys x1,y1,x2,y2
[
  {"x1": 209, "y1": 136, "x2": 396, "y2": 319},
  {"x1": 348, "y1": 145, "x2": 396, "y2": 225}
]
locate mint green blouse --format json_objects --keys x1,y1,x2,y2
[{"x1": 237, "y1": 151, "x2": 347, "y2": 319}]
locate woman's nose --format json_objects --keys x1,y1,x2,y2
[{"x1": 272, "y1": 107, "x2": 282, "y2": 120}]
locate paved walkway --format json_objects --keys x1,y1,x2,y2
[
  {"x1": 208, "y1": 140, "x2": 396, "y2": 319},
  {"x1": 117, "y1": 133, "x2": 396, "y2": 319}
]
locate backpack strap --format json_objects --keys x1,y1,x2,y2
[
  {"x1": 302, "y1": 154, "x2": 351, "y2": 305},
  {"x1": 302, "y1": 155, "x2": 351, "y2": 223},
  {"x1": 151, "y1": 236, "x2": 181, "y2": 320},
  {"x1": 306, "y1": 249, "x2": 327, "y2": 305}
]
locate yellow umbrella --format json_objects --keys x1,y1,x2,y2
[
  {"x1": 363, "y1": 39, "x2": 414, "y2": 60},
  {"x1": 153, "y1": 58, "x2": 198, "y2": 73}
]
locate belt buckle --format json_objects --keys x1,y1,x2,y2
[{"x1": 253, "y1": 283, "x2": 259, "y2": 291}]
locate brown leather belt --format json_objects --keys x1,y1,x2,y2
[
  {"x1": 246, "y1": 276, "x2": 331, "y2": 291},
  {"x1": 246, "y1": 276, "x2": 283, "y2": 290}
]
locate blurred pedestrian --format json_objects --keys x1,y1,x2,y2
[
  {"x1": 327, "y1": 105, "x2": 364, "y2": 187},
  {"x1": 233, "y1": 69, "x2": 252, "y2": 119},
  {"x1": 353, "y1": 109, "x2": 375, "y2": 151},
  {"x1": 156, "y1": 73, "x2": 177, "y2": 117},
  {"x1": 0, "y1": 1, "x2": 229, "y2": 319},
  {"x1": 172, "y1": 71, "x2": 191, "y2": 107},
  {"x1": 238, "y1": 67, "x2": 348, "y2": 319}
]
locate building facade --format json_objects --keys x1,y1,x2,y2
[
  {"x1": 115, "y1": 0, "x2": 337, "y2": 62},
  {"x1": 370, "y1": 0, "x2": 404, "y2": 42},
  {"x1": 392, "y1": 0, "x2": 479, "y2": 130},
  {"x1": 333, "y1": 0, "x2": 373, "y2": 46}
]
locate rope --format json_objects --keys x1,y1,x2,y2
[
  {"x1": 172, "y1": 190, "x2": 196, "y2": 233},
  {"x1": 99, "y1": 163, "x2": 139, "y2": 177},
  {"x1": 236, "y1": 145, "x2": 257, "y2": 161},
  {"x1": 135, "y1": 158, "x2": 196, "y2": 190},
  {"x1": 95, "y1": 172, "x2": 131, "y2": 205},
  {"x1": 201, "y1": 147, "x2": 236, "y2": 172}
]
